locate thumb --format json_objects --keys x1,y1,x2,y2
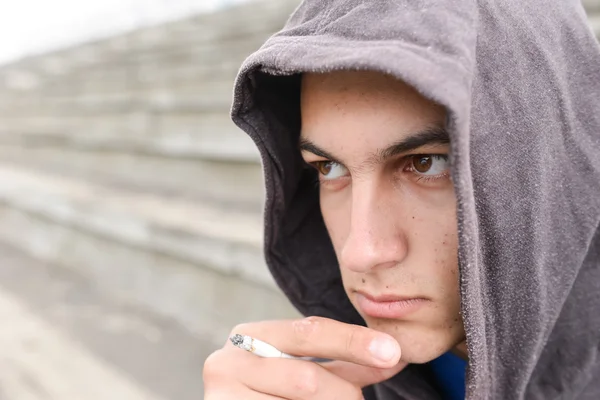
[{"x1": 322, "y1": 360, "x2": 408, "y2": 388}]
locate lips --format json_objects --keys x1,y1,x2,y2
[{"x1": 354, "y1": 291, "x2": 429, "y2": 319}]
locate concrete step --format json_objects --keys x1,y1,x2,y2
[
  {"x1": 584, "y1": 0, "x2": 600, "y2": 13},
  {"x1": 0, "y1": 146, "x2": 264, "y2": 211},
  {"x1": 589, "y1": 14, "x2": 600, "y2": 37},
  {"x1": 0, "y1": 110, "x2": 260, "y2": 163},
  {"x1": 0, "y1": 163, "x2": 266, "y2": 281},
  {"x1": 58, "y1": 50, "x2": 243, "y2": 89},
  {"x1": 99, "y1": 35, "x2": 266, "y2": 75},
  {"x1": 0, "y1": 163, "x2": 296, "y2": 340},
  {"x1": 1, "y1": 90, "x2": 236, "y2": 116},
  {"x1": 69, "y1": 3, "x2": 288, "y2": 64},
  {"x1": 0, "y1": 39, "x2": 256, "y2": 95},
  {"x1": 0, "y1": 40, "x2": 253, "y2": 97},
  {"x1": 0, "y1": 76, "x2": 238, "y2": 112},
  {"x1": 0, "y1": 241, "x2": 214, "y2": 399}
]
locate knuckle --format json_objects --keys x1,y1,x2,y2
[
  {"x1": 345, "y1": 325, "x2": 362, "y2": 358},
  {"x1": 229, "y1": 322, "x2": 252, "y2": 336},
  {"x1": 291, "y1": 316, "x2": 323, "y2": 346},
  {"x1": 291, "y1": 363, "x2": 320, "y2": 396},
  {"x1": 202, "y1": 349, "x2": 229, "y2": 382}
]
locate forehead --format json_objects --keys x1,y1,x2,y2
[{"x1": 300, "y1": 71, "x2": 446, "y2": 154}]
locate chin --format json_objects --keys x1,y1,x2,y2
[
  {"x1": 397, "y1": 342, "x2": 452, "y2": 364},
  {"x1": 364, "y1": 318, "x2": 464, "y2": 364}
]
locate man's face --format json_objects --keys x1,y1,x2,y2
[{"x1": 300, "y1": 70, "x2": 465, "y2": 363}]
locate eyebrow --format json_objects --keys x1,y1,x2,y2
[{"x1": 299, "y1": 126, "x2": 450, "y2": 165}]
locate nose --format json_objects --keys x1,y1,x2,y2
[{"x1": 338, "y1": 182, "x2": 409, "y2": 273}]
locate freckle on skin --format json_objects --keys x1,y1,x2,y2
[{"x1": 361, "y1": 278, "x2": 366, "y2": 283}]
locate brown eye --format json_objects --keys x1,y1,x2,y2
[
  {"x1": 314, "y1": 161, "x2": 333, "y2": 175},
  {"x1": 413, "y1": 156, "x2": 433, "y2": 173},
  {"x1": 311, "y1": 161, "x2": 349, "y2": 180},
  {"x1": 408, "y1": 154, "x2": 450, "y2": 178}
]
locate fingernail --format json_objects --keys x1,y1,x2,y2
[{"x1": 369, "y1": 337, "x2": 400, "y2": 363}]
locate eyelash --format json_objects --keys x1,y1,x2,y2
[
  {"x1": 307, "y1": 154, "x2": 450, "y2": 186},
  {"x1": 404, "y1": 154, "x2": 450, "y2": 182}
]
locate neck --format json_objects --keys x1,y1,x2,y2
[{"x1": 451, "y1": 340, "x2": 468, "y2": 361}]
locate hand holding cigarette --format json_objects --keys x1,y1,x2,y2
[
  {"x1": 229, "y1": 333, "x2": 332, "y2": 361},
  {"x1": 203, "y1": 317, "x2": 407, "y2": 399}
]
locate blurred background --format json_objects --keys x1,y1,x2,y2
[{"x1": 0, "y1": 1, "x2": 597, "y2": 398}]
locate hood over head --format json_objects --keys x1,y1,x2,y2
[{"x1": 230, "y1": 0, "x2": 600, "y2": 398}]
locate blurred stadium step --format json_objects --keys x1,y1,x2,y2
[
  {"x1": 0, "y1": 119, "x2": 265, "y2": 213},
  {"x1": 0, "y1": 163, "x2": 298, "y2": 343},
  {"x1": 0, "y1": 241, "x2": 213, "y2": 400},
  {"x1": 584, "y1": 0, "x2": 600, "y2": 36},
  {"x1": 584, "y1": 0, "x2": 600, "y2": 13},
  {"x1": 0, "y1": 0, "x2": 302, "y2": 340},
  {"x1": 589, "y1": 14, "x2": 600, "y2": 37}
]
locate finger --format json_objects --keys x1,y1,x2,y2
[
  {"x1": 240, "y1": 355, "x2": 363, "y2": 400},
  {"x1": 208, "y1": 346, "x2": 363, "y2": 399},
  {"x1": 205, "y1": 384, "x2": 286, "y2": 400},
  {"x1": 229, "y1": 317, "x2": 401, "y2": 368},
  {"x1": 322, "y1": 359, "x2": 408, "y2": 387},
  {"x1": 204, "y1": 350, "x2": 286, "y2": 399}
]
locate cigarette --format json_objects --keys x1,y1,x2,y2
[{"x1": 229, "y1": 334, "x2": 332, "y2": 362}]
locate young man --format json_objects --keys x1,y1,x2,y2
[{"x1": 203, "y1": 0, "x2": 600, "y2": 399}]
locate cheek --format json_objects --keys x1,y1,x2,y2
[
  {"x1": 409, "y1": 205, "x2": 459, "y2": 289},
  {"x1": 319, "y1": 191, "x2": 350, "y2": 251}
]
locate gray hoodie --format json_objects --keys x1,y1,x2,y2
[{"x1": 230, "y1": 0, "x2": 600, "y2": 398}]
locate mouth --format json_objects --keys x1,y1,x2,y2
[{"x1": 354, "y1": 291, "x2": 429, "y2": 319}]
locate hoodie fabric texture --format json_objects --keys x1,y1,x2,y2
[{"x1": 230, "y1": 1, "x2": 600, "y2": 398}]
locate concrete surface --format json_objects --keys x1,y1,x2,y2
[
  {"x1": 0, "y1": 241, "x2": 215, "y2": 400},
  {"x1": 0, "y1": 163, "x2": 299, "y2": 346}
]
